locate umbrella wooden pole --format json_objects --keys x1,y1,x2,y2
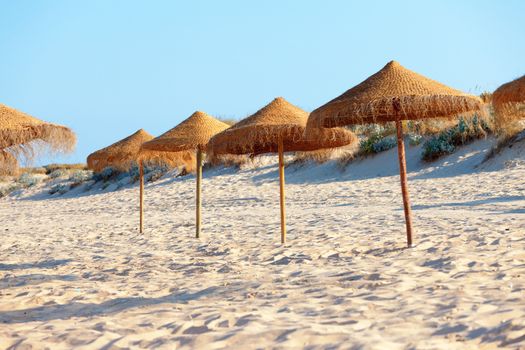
[
  {"x1": 278, "y1": 138, "x2": 286, "y2": 244},
  {"x1": 395, "y1": 119, "x2": 413, "y2": 247},
  {"x1": 139, "y1": 160, "x2": 144, "y2": 234},
  {"x1": 196, "y1": 149, "x2": 203, "y2": 238}
]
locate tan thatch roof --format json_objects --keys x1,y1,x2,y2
[
  {"x1": 493, "y1": 75, "x2": 525, "y2": 106},
  {"x1": 140, "y1": 111, "x2": 230, "y2": 153},
  {"x1": 87, "y1": 129, "x2": 153, "y2": 172},
  {"x1": 0, "y1": 103, "x2": 76, "y2": 165},
  {"x1": 492, "y1": 75, "x2": 525, "y2": 127},
  {"x1": 87, "y1": 129, "x2": 194, "y2": 172},
  {"x1": 208, "y1": 97, "x2": 357, "y2": 156},
  {"x1": 307, "y1": 61, "x2": 483, "y2": 128},
  {"x1": 0, "y1": 150, "x2": 18, "y2": 176}
]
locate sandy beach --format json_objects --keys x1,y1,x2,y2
[
  {"x1": 1, "y1": 1, "x2": 524, "y2": 348},
  {"x1": 1, "y1": 138, "x2": 524, "y2": 349}
]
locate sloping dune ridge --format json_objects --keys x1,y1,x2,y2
[{"x1": 1, "y1": 137, "x2": 524, "y2": 349}]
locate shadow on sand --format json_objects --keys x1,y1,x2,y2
[
  {"x1": 0, "y1": 259, "x2": 72, "y2": 271},
  {"x1": 0, "y1": 287, "x2": 218, "y2": 324},
  {"x1": 0, "y1": 273, "x2": 77, "y2": 288},
  {"x1": 411, "y1": 195, "x2": 525, "y2": 211},
  {"x1": 20, "y1": 164, "x2": 244, "y2": 201}
]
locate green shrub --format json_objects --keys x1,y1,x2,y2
[
  {"x1": 408, "y1": 134, "x2": 422, "y2": 146},
  {"x1": 49, "y1": 184, "x2": 70, "y2": 195},
  {"x1": 17, "y1": 173, "x2": 42, "y2": 187},
  {"x1": 93, "y1": 167, "x2": 116, "y2": 182},
  {"x1": 351, "y1": 123, "x2": 395, "y2": 138},
  {"x1": 69, "y1": 169, "x2": 93, "y2": 183},
  {"x1": 128, "y1": 165, "x2": 141, "y2": 183},
  {"x1": 49, "y1": 169, "x2": 69, "y2": 179},
  {"x1": 422, "y1": 116, "x2": 490, "y2": 161},
  {"x1": 0, "y1": 184, "x2": 21, "y2": 198},
  {"x1": 421, "y1": 137, "x2": 456, "y2": 160},
  {"x1": 359, "y1": 133, "x2": 397, "y2": 155},
  {"x1": 127, "y1": 164, "x2": 170, "y2": 183},
  {"x1": 146, "y1": 167, "x2": 168, "y2": 182}
]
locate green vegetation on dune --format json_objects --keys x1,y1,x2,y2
[{"x1": 422, "y1": 115, "x2": 491, "y2": 161}]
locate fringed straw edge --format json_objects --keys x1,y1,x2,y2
[
  {"x1": 0, "y1": 150, "x2": 19, "y2": 176},
  {"x1": 308, "y1": 95, "x2": 485, "y2": 129},
  {"x1": 0, "y1": 124, "x2": 76, "y2": 169},
  {"x1": 493, "y1": 102, "x2": 525, "y2": 136},
  {"x1": 208, "y1": 124, "x2": 356, "y2": 157}
]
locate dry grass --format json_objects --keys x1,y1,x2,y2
[
  {"x1": 207, "y1": 153, "x2": 250, "y2": 168},
  {"x1": 492, "y1": 75, "x2": 525, "y2": 136},
  {"x1": 18, "y1": 167, "x2": 47, "y2": 175},
  {"x1": 44, "y1": 163, "x2": 87, "y2": 174},
  {"x1": 0, "y1": 150, "x2": 19, "y2": 176},
  {"x1": 217, "y1": 117, "x2": 238, "y2": 126},
  {"x1": 484, "y1": 129, "x2": 525, "y2": 162},
  {"x1": 292, "y1": 144, "x2": 359, "y2": 165},
  {"x1": 493, "y1": 105, "x2": 525, "y2": 136},
  {"x1": 480, "y1": 91, "x2": 493, "y2": 103}
]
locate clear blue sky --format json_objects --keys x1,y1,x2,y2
[{"x1": 1, "y1": 0, "x2": 524, "y2": 165}]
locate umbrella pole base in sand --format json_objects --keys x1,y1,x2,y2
[
  {"x1": 139, "y1": 160, "x2": 144, "y2": 234},
  {"x1": 395, "y1": 120, "x2": 414, "y2": 247},
  {"x1": 278, "y1": 138, "x2": 286, "y2": 244},
  {"x1": 196, "y1": 149, "x2": 202, "y2": 238}
]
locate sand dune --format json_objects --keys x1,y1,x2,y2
[{"x1": 1, "y1": 138, "x2": 524, "y2": 349}]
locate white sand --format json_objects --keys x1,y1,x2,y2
[{"x1": 1, "y1": 138, "x2": 524, "y2": 349}]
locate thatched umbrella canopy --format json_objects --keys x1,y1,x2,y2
[
  {"x1": 87, "y1": 129, "x2": 153, "y2": 172},
  {"x1": 0, "y1": 103, "x2": 76, "y2": 174},
  {"x1": 307, "y1": 61, "x2": 483, "y2": 128},
  {"x1": 209, "y1": 97, "x2": 356, "y2": 156},
  {"x1": 87, "y1": 129, "x2": 193, "y2": 173},
  {"x1": 141, "y1": 111, "x2": 230, "y2": 153},
  {"x1": 208, "y1": 97, "x2": 357, "y2": 243},
  {"x1": 139, "y1": 111, "x2": 230, "y2": 236},
  {"x1": 492, "y1": 75, "x2": 525, "y2": 133},
  {"x1": 306, "y1": 61, "x2": 484, "y2": 247}
]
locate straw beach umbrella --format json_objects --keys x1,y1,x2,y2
[
  {"x1": 0, "y1": 103, "x2": 76, "y2": 174},
  {"x1": 87, "y1": 128, "x2": 193, "y2": 233},
  {"x1": 208, "y1": 97, "x2": 357, "y2": 243},
  {"x1": 87, "y1": 128, "x2": 192, "y2": 174},
  {"x1": 87, "y1": 129, "x2": 156, "y2": 172},
  {"x1": 87, "y1": 129, "x2": 197, "y2": 174},
  {"x1": 492, "y1": 75, "x2": 525, "y2": 132},
  {"x1": 307, "y1": 60, "x2": 484, "y2": 247},
  {"x1": 140, "y1": 111, "x2": 230, "y2": 237}
]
